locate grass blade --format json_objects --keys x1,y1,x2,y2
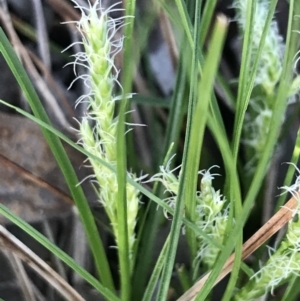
[
  {"x1": 156, "y1": 15, "x2": 228, "y2": 300},
  {"x1": 0, "y1": 205, "x2": 120, "y2": 301},
  {"x1": 0, "y1": 28, "x2": 115, "y2": 292}
]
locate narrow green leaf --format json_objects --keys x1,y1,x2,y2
[
  {"x1": 0, "y1": 205, "x2": 120, "y2": 301},
  {"x1": 0, "y1": 28, "x2": 115, "y2": 292},
  {"x1": 199, "y1": 0, "x2": 218, "y2": 48},
  {"x1": 141, "y1": 236, "x2": 170, "y2": 301},
  {"x1": 156, "y1": 15, "x2": 228, "y2": 301},
  {"x1": 185, "y1": 0, "x2": 202, "y2": 263}
]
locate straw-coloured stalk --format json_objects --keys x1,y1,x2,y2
[{"x1": 234, "y1": 169, "x2": 300, "y2": 300}]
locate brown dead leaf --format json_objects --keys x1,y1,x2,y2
[{"x1": 0, "y1": 111, "x2": 96, "y2": 223}]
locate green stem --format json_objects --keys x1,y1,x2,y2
[
  {"x1": 115, "y1": 1, "x2": 137, "y2": 300},
  {"x1": 185, "y1": 0, "x2": 202, "y2": 267}
]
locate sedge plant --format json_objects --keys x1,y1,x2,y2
[
  {"x1": 70, "y1": 0, "x2": 139, "y2": 267},
  {"x1": 68, "y1": 1, "x2": 140, "y2": 300},
  {"x1": 1, "y1": 1, "x2": 300, "y2": 301}
]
